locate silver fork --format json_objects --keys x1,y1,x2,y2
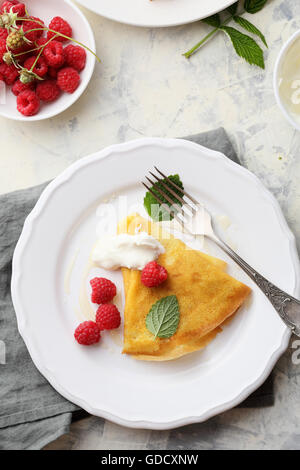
[{"x1": 142, "y1": 167, "x2": 300, "y2": 337}]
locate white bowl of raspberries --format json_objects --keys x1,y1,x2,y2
[{"x1": 0, "y1": 0, "x2": 96, "y2": 120}]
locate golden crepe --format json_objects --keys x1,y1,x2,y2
[{"x1": 118, "y1": 213, "x2": 251, "y2": 361}]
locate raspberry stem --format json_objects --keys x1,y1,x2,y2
[
  {"x1": 17, "y1": 18, "x2": 101, "y2": 63},
  {"x1": 14, "y1": 45, "x2": 41, "y2": 57},
  {"x1": 29, "y1": 34, "x2": 58, "y2": 73}
]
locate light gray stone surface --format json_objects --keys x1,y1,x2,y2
[{"x1": 1, "y1": 0, "x2": 300, "y2": 450}]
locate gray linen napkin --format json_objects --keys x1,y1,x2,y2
[{"x1": 0, "y1": 128, "x2": 273, "y2": 450}]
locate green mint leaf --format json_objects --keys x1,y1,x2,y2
[
  {"x1": 202, "y1": 14, "x2": 220, "y2": 28},
  {"x1": 233, "y1": 15, "x2": 268, "y2": 47},
  {"x1": 144, "y1": 174, "x2": 184, "y2": 222},
  {"x1": 244, "y1": 0, "x2": 268, "y2": 14},
  {"x1": 221, "y1": 26, "x2": 265, "y2": 69},
  {"x1": 227, "y1": 2, "x2": 239, "y2": 15},
  {"x1": 146, "y1": 295, "x2": 180, "y2": 339}
]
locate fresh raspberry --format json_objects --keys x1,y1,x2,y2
[
  {"x1": 14, "y1": 46, "x2": 32, "y2": 65},
  {"x1": 48, "y1": 66, "x2": 58, "y2": 78},
  {"x1": 141, "y1": 261, "x2": 168, "y2": 288},
  {"x1": 43, "y1": 40, "x2": 65, "y2": 68},
  {"x1": 12, "y1": 78, "x2": 34, "y2": 96},
  {"x1": 0, "y1": 38, "x2": 6, "y2": 63},
  {"x1": 13, "y1": 2, "x2": 25, "y2": 16},
  {"x1": 36, "y1": 79, "x2": 60, "y2": 102},
  {"x1": 17, "y1": 89, "x2": 40, "y2": 116},
  {"x1": 96, "y1": 304, "x2": 121, "y2": 331},
  {"x1": 5, "y1": 1, "x2": 25, "y2": 16},
  {"x1": 0, "y1": 29, "x2": 8, "y2": 41},
  {"x1": 0, "y1": 1, "x2": 25, "y2": 15},
  {"x1": 47, "y1": 16, "x2": 72, "y2": 42},
  {"x1": 23, "y1": 17, "x2": 45, "y2": 42},
  {"x1": 0, "y1": 63, "x2": 18, "y2": 84},
  {"x1": 90, "y1": 277, "x2": 117, "y2": 304},
  {"x1": 17, "y1": 38, "x2": 44, "y2": 63},
  {"x1": 0, "y1": 1, "x2": 14, "y2": 13},
  {"x1": 57, "y1": 66, "x2": 80, "y2": 93},
  {"x1": 74, "y1": 321, "x2": 101, "y2": 346},
  {"x1": 24, "y1": 55, "x2": 48, "y2": 77},
  {"x1": 64, "y1": 45, "x2": 86, "y2": 72},
  {"x1": 35, "y1": 37, "x2": 47, "y2": 50}
]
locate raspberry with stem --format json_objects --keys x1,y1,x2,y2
[
  {"x1": 2, "y1": 12, "x2": 101, "y2": 87},
  {"x1": 19, "y1": 33, "x2": 58, "y2": 83},
  {"x1": 6, "y1": 27, "x2": 30, "y2": 50},
  {"x1": 17, "y1": 17, "x2": 101, "y2": 63}
]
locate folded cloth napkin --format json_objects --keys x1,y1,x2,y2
[{"x1": 0, "y1": 127, "x2": 274, "y2": 450}]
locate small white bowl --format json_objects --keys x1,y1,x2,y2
[
  {"x1": 273, "y1": 29, "x2": 300, "y2": 131},
  {"x1": 0, "y1": 0, "x2": 96, "y2": 121}
]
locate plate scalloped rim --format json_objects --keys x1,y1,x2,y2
[
  {"x1": 11, "y1": 137, "x2": 299, "y2": 430},
  {"x1": 75, "y1": 0, "x2": 237, "y2": 28}
]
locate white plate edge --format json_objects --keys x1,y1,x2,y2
[
  {"x1": 11, "y1": 137, "x2": 299, "y2": 429},
  {"x1": 75, "y1": 0, "x2": 236, "y2": 29}
]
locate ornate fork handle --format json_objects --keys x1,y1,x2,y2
[{"x1": 209, "y1": 235, "x2": 300, "y2": 337}]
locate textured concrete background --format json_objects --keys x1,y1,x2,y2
[{"x1": 1, "y1": 0, "x2": 300, "y2": 450}]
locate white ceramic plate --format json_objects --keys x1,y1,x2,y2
[
  {"x1": 12, "y1": 138, "x2": 299, "y2": 430},
  {"x1": 0, "y1": 0, "x2": 95, "y2": 121},
  {"x1": 76, "y1": 0, "x2": 236, "y2": 28}
]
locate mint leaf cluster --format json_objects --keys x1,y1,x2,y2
[{"x1": 184, "y1": 0, "x2": 269, "y2": 69}]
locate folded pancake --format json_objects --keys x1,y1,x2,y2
[{"x1": 118, "y1": 213, "x2": 251, "y2": 361}]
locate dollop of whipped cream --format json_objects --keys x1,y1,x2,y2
[{"x1": 91, "y1": 232, "x2": 165, "y2": 270}]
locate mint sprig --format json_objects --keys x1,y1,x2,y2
[
  {"x1": 221, "y1": 26, "x2": 264, "y2": 69},
  {"x1": 146, "y1": 295, "x2": 180, "y2": 339},
  {"x1": 183, "y1": 0, "x2": 268, "y2": 69},
  {"x1": 233, "y1": 16, "x2": 267, "y2": 47},
  {"x1": 144, "y1": 174, "x2": 184, "y2": 222}
]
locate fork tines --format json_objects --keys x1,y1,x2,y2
[{"x1": 142, "y1": 167, "x2": 200, "y2": 225}]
